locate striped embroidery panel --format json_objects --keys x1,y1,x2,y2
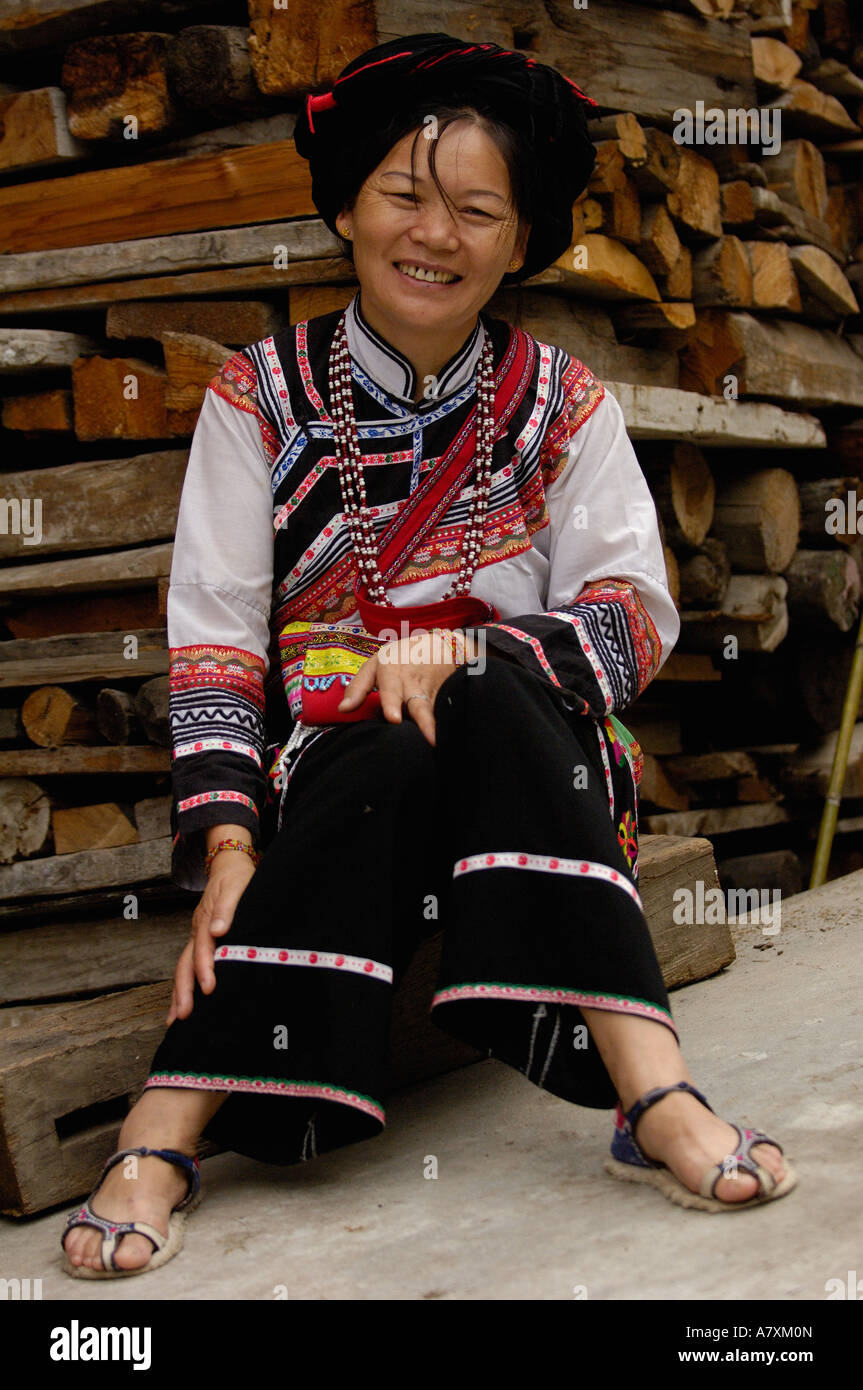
[
  {"x1": 144, "y1": 1072, "x2": 385, "y2": 1122},
  {"x1": 551, "y1": 579, "x2": 662, "y2": 707},
  {"x1": 176, "y1": 790, "x2": 258, "y2": 817},
  {"x1": 169, "y1": 645, "x2": 267, "y2": 766}
]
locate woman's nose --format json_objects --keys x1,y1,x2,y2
[{"x1": 407, "y1": 200, "x2": 460, "y2": 249}]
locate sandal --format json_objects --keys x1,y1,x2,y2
[
  {"x1": 603, "y1": 1080, "x2": 797, "y2": 1212},
  {"x1": 61, "y1": 1146, "x2": 201, "y2": 1279}
]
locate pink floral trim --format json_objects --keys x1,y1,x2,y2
[
  {"x1": 296, "y1": 321, "x2": 331, "y2": 422},
  {"x1": 514, "y1": 340, "x2": 554, "y2": 456},
  {"x1": 484, "y1": 623, "x2": 561, "y2": 685},
  {"x1": 177, "y1": 790, "x2": 258, "y2": 816},
  {"x1": 173, "y1": 738, "x2": 261, "y2": 765},
  {"x1": 273, "y1": 459, "x2": 329, "y2": 534},
  {"x1": 262, "y1": 336, "x2": 296, "y2": 430},
  {"x1": 431, "y1": 984, "x2": 677, "y2": 1034},
  {"x1": 145, "y1": 1072, "x2": 384, "y2": 1122},
  {"x1": 215, "y1": 944, "x2": 392, "y2": 983},
  {"x1": 453, "y1": 850, "x2": 642, "y2": 907},
  {"x1": 596, "y1": 723, "x2": 615, "y2": 822},
  {"x1": 547, "y1": 609, "x2": 613, "y2": 711}
]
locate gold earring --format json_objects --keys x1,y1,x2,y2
[
  {"x1": 508, "y1": 259, "x2": 520, "y2": 271},
  {"x1": 340, "y1": 226, "x2": 352, "y2": 238}
]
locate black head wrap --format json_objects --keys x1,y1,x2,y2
[{"x1": 293, "y1": 32, "x2": 597, "y2": 285}]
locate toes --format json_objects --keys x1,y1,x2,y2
[
  {"x1": 752, "y1": 1142, "x2": 786, "y2": 1181},
  {"x1": 112, "y1": 1235, "x2": 155, "y2": 1271},
  {"x1": 712, "y1": 1169, "x2": 759, "y2": 1203}
]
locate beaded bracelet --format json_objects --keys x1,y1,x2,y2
[
  {"x1": 434, "y1": 628, "x2": 469, "y2": 665},
  {"x1": 204, "y1": 838, "x2": 262, "y2": 876}
]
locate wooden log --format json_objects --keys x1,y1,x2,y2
[
  {"x1": 644, "y1": 802, "x2": 791, "y2": 836},
  {"x1": 719, "y1": 180, "x2": 757, "y2": 229},
  {"x1": 764, "y1": 138, "x2": 828, "y2": 218},
  {"x1": 0, "y1": 747, "x2": 168, "y2": 776},
  {"x1": 0, "y1": 328, "x2": 97, "y2": 372},
  {"x1": 161, "y1": 330, "x2": 229, "y2": 434},
  {"x1": 664, "y1": 749, "x2": 759, "y2": 782},
  {"x1": 798, "y1": 477, "x2": 863, "y2": 546},
  {"x1": 1, "y1": 389, "x2": 73, "y2": 433},
  {"x1": 71, "y1": 354, "x2": 168, "y2": 441},
  {"x1": 4, "y1": 590, "x2": 161, "y2": 642},
  {"x1": 0, "y1": 837, "x2": 170, "y2": 900},
  {"x1": 666, "y1": 149, "x2": 723, "y2": 240},
  {"x1": 134, "y1": 795, "x2": 171, "y2": 841},
  {"x1": 0, "y1": 544, "x2": 173, "y2": 601},
  {"x1": 659, "y1": 245, "x2": 693, "y2": 300},
  {"x1": 594, "y1": 179, "x2": 643, "y2": 248},
  {"x1": 639, "y1": 442, "x2": 715, "y2": 547},
  {"x1": 589, "y1": 140, "x2": 627, "y2": 196},
  {"x1": 773, "y1": 79, "x2": 861, "y2": 140},
  {"x1": 106, "y1": 299, "x2": 285, "y2": 347},
  {"x1": 0, "y1": 630, "x2": 168, "y2": 690},
  {"x1": 0, "y1": 139, "x2": 316, "y2": 254},
  {"x1": 678, "y1": 574, "x2": 789, "y2": 651},
  {"x1": 96, "y1": 688, "x2": 141, "y2": 745},
  {"x1": 805, "y1": 59, "x2": 863, "y2": 100},
  {"x1": 680, "y1": 311, "x2": 863, "y2": 407},
  {"x1": 783, "y1": 548, "x2": 861, "y2": 629},
  {"x1": 743, "y1": 240, "x2": 802, "y2": 310},
  {"x1": 638, "y1": 755, "x2": 690, "y2": 812},
  {"x1": 716, "y1": 849, "x2": 802, "y2": 901},
  {"x1": 605, "y1": 379, "x2": 824, "y2": 448},
  {"x1": 0, "y1": 218, "x2": 340, "y2": 297},
  {"x1": 0, "y1": 780, "x2": 50, "y2": 864},
  {"x1": 165, "y1": 24, "x2": 263, "y2": 117},
  {"x1": 289, "y1": 284, "x2": 357, "y2": 325},
  {"x1": 664, "y1": 545, "x2": 680, "y2": 606},
  {"x1": 787, "y1": 244, "x2": 859, "y2": 316},
  {"x1": 247, "y1": 0, "x2": 377, "y2": 97},
  {"x1": 691, "y1": 236, "x2": 754, "y2": 306},
  {"x1": 0, "y1": 910, "x2": 189, "y2": 1005},
  {"x1": 21, "y1": 686, "x2": 97, "y2": 747},
  {"x1": 53, "y1": 803, "x2": 138, "y2": 856},
  {"x1": 549, "y1": 234, "x2": 661, "y2": 303},
  {"x1": 62, "y1": 33, "x2": 175, "y2": 140},
  {"x1": 778, "y1": 722, "x2": 863, "y2": 798},
  {"x1": 0, "y1": 87, "x2": 87, "y2": 174},
  {"x1": 678, "y1": 537, "x2": 732, "y2": 605},
  {"x1": 588, "y1": 112, "x2": 647, "y2": 169},
  {"x1": 749, "y1": 186, "x2": 843, "y2": 263},
  {"x1": 0, "y1": 455, "x2": 186, "y2": 561},
  {"x1": 638, "y1": 203, "x2": 683, "y2": 277},
  {"x1": 824, "y1": 185, "x2": 860, "y2": 264},
  {"x1": 713, "y1": 467, "x2": 800, "y2": 572},
  {"x1": 751, "y1": 35, "x2": 803, "y2": 87},
  {"x1": 628, "y1": 128, "x2": 682, "y2": 197},
  {"x1": 134, "y1": 676, "x2": 170, "y2": 747}
]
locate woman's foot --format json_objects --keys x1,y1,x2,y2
[
  {"x1": 632, "y1": 1087, "x2": 787, "y2": 1204},
  {"x1": 63, "y1": 1147, "x2": 193, "y2": 1273}
]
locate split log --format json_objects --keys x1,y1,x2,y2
[
  {"x1": 638, "y1": 204, "x2": 683, "y2": 277},
  {"x1": 680, "y1": 311, "x2": 863, "y2": 407},
  {"x1": 638, "y1": 443, "x2": 715, "y2": 547},
  {"x1": 52, "y1": 803, "x2": 138, "y2": 856},
  {"x1": 612, "y1": 301, "x2": 695, "y2": 351},
  {"x1": 666, "y1": 149, "x2": 723, "y2": 240},
  {"x1": 664, "y1": 547, "x2": 680, "y2": 606},
  {"x1": 289, "y1": 284, "x2": 357, "y2": 325},
  {"x1": 587, "y1": 112, "x2": 647, "y2": 168},
  {"x1": 548, "y1": 234, "x2": 661, "y2": 302},
  {"x1": 764, "y1": 138, "x2": 828, "y2": 218},
  {"x1": 134, "y1": 795, "x2": 171, "y2": 841},
  {"x1": 678, "y1": 574, "x2": 789, "y2": 652},
  {"x1": 0, "y1": 545, "x2": 173, "y2": 601},
  {"x1": 638, "y1": 756, "x2": 690, "y2": 812},
  {"x1": 627, "y1": 128, "x2": 682, "y2": 196},
  {"x1": 806, "y1": 59, "x2": 863, "y2": 100},
  {"x1": 658, "y1": 246, "x2": 693, "y2": 300},
  {"x1": 62, "y1": 33, "x2": 175, "y2": 140},
  {"x1": 605, "y1": 379, "x2": 824, "y2": 448},
  {"x1": 96, "y1": 688, "x2": 141, "y2": 745},
  {"x1": 0, "y1": 781, "x2": 50, "y2": 863},
  {"x1": 664, "y1": 750, "x2": 759, "y2": 782},
  {"x1": 0, "y1": 748, "x2": 168, "y2": 776},
  {"x1": 589, "y1": 141, "x2": 627, "y2": 196},
  {"x1": 0, "y1": 88, "x2": 86, "y2": 174},
  {"x1": 71, "y1": 355, "x2": 168, "y2": 441},
  {"x1": 743, "y1": 241, "x2": 802, "y2": 310},
  {"x1": 712, "y1": 467, "x2": 800, "y2": 573},
  {"x1": 0, "y1": 838, "x2": 170, "y2": 900},
  {"x1": 783, "y1": 548, "x2": 861, "y2": 629},
  {"x1": 165, "y1": 24, "x2": 263, "y2": 117},
  {"x1": 161, "y1": 331, "x2": 230, "y2": 434},
  {"x1": 1, "y1": 389, "x2": 73, "y2": 433},
  {"x1": 21, "y1": 687, "x2": 97, "y2": 747},
  {"x1": 691, "y1": 236, "x2": 754, "y2": 306},
  {"x1": 0, "y1": 328, "x2": 97, "y2": 373},
  {"x1": 749, "y1": 187, "x2": 842, "y2": 263},
  {"x1": 787, "y1": 244, "x2": 859, "y2": 317},
  {"x1": 0, "y1": 455, "x2": 186, "y2": 561},
  {"x1": 630, "y1": 833, "x2": 735, "y2": 988},
  {"x1": 644, "y1": 802, "x2": 791, "y2": 837},
  {"x1": 773, "y1": 79, "x2": 861, "y2": 140},
  {"x1": 751, "y1": 36, "x2": 803, "y2": 87},
  {"x1": 134, "y1": 676, "x2": 170, "y2": 747},
  {"x1": 677, "y1": 537, "x2": 732, "y2": 606},
  {"x1": 719, "y1": 180, "x2": 757, "y2": 229},
  {"x1": 593, "y1": 179, "x2": 642, "y2": 248},
  {"x1": 5, "y1": 591, "x2": 161, "y2": 642},
  {"x1": 824, "y1": 185, "x2": 861, "y2": 263},
  {"x1": 654, "y1": 653, "x2": 721, "y2": 683},
  {"x1": 106, "y1": 300, "x2": 285, "y2": 347},
  {"x1": 0, "y1": 710, "x2": 21, "y2": 742},
  {"x1": 247, "y1": 0, "x2": 376, "y2": 97}
]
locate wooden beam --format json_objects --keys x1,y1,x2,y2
[
  {"x1": 0, "y1": 87, "x2": 88, "y2": 173},
  {"x1": 0, "y1": 544, "x2": 173, "y2": 600},
  {"x1": 0, "y1": 747, "x2": 169, "y2": 774},
  {"x1": 604, "y1": 380, "x2": 825, "y2": 447},
  {"x1": 0, "y1": 629, "x2": 168, "y2": 689},
  {"x1": 0, "y1": 837, "x2": 170, "y2": 899},
  {"x1": 682, "y1": 311, "x2": 863, "y2": 407}
]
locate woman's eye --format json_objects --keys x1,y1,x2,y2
[{"x1": 463, "y1": 207, "x2": 491, "y2": 217}]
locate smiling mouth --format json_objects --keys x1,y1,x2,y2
[{"x1": 394, "y1": 261, "x2": 462, "y2": 285}]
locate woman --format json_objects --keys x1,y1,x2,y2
[{"x1": 62, "y1": 33, "x2": 795, "y2": 1279}]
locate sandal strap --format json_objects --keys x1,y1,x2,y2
[
  {"x1": 96, "y1": 1145, "x2": 200, "y2": 1210},
  {"x1": 622, "y1": 1080, "x2": 714, "y2": 1142},
  {"x1": 702, "y1": 1127, "x2": 782, "y2": 1200},
  {"x1": 62, "y1": 1198, "x2": 165, "y2": 1263}
]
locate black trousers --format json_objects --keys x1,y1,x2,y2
[{"x1": 146, "y1": 658, "x2": 676, "y2": 1165}]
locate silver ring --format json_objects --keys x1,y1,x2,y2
[{"x1": 405, "y1": 693, "x2": 431, "y2": 705}]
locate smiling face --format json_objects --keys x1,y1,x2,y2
[{"x1": 338, "y1": 117, "x2": 530, "y2": 350}]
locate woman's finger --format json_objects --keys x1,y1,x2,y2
[
  {"x1": 172, "y1": 941, "x2": 196, "y2": 1021},
  {"x1": 403, "y1": 685, "x2": 438, "y2": 745},
  {"x1": 337, "y1": 653, "x2": 379, "y2": 710}
]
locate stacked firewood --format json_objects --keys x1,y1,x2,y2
[{"x1": 0, "y1": 0, "x2": 861, "y2": 1211}]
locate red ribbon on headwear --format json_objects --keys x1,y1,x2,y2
[{"x1": 305, "y1": 90, "x2": 337, "y2": 134}]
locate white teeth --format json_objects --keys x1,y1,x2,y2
[{"x1": 397, "y1": 262, "x2": 458, "y2": 284}]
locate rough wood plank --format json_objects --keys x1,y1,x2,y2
[
  {"x1": 0, "y1": 139, "x2": 316, "y2": 254},
  {"x1": 247, "y1": 0, "x2": 378, "y2": 97},
  {"x1": 106, "y1": 299, "x2": 286, "y2": 346},
  {"x1": 0, "y1": 328, "x2": 97, "y2": 373},
  {"x1": 62, "y1": 32, "x2": 176, "y2": 140},
  {"x1": 0, "y1": 87, "x2": 88, "y2": 173},
  {"x1": 604, "y1": 380, "x2": 826, "y2": 447},
  {"x1": 0, "y1": 910, "x2": 189, "y2": 1004},
  {"x1": 0, "y1": 837, "x2": 170, "y2": 899},
  {"x1": 0, "y1": 0, "x2": 215, "y2": 54},
  {"x1": 0, "y1": 746, "x2": 169, "y2": 774},
  {"x1": 0, "y1": 544, "x2": 173, "y2": 600},
  {"x1": 682, "y1": 310, "x2": 863, "y2": 407},
  {"x1": 52, "y1": 802, "x2": 138, "y2": 856},
  {"x1": 644, "y1": 803, "x2": 791, "y2": 835},
  {"x1": 0, "y1": 628, "x2": 168, "y2": 690}
]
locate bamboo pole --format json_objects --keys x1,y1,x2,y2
[{"x1": 809, "y1": 608, "x2": 863, "y2": 888}]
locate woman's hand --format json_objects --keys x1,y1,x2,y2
[
  {"x1": 167, "y1": 851, "x2": 257, "y2": 1024},
  {"x1": 338, "y1": 629, "x2": 478, "y2": 746}
]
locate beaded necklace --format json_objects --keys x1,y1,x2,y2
[{"x1": 328, "y1": 313, "x2": 496, "y2": 603}]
